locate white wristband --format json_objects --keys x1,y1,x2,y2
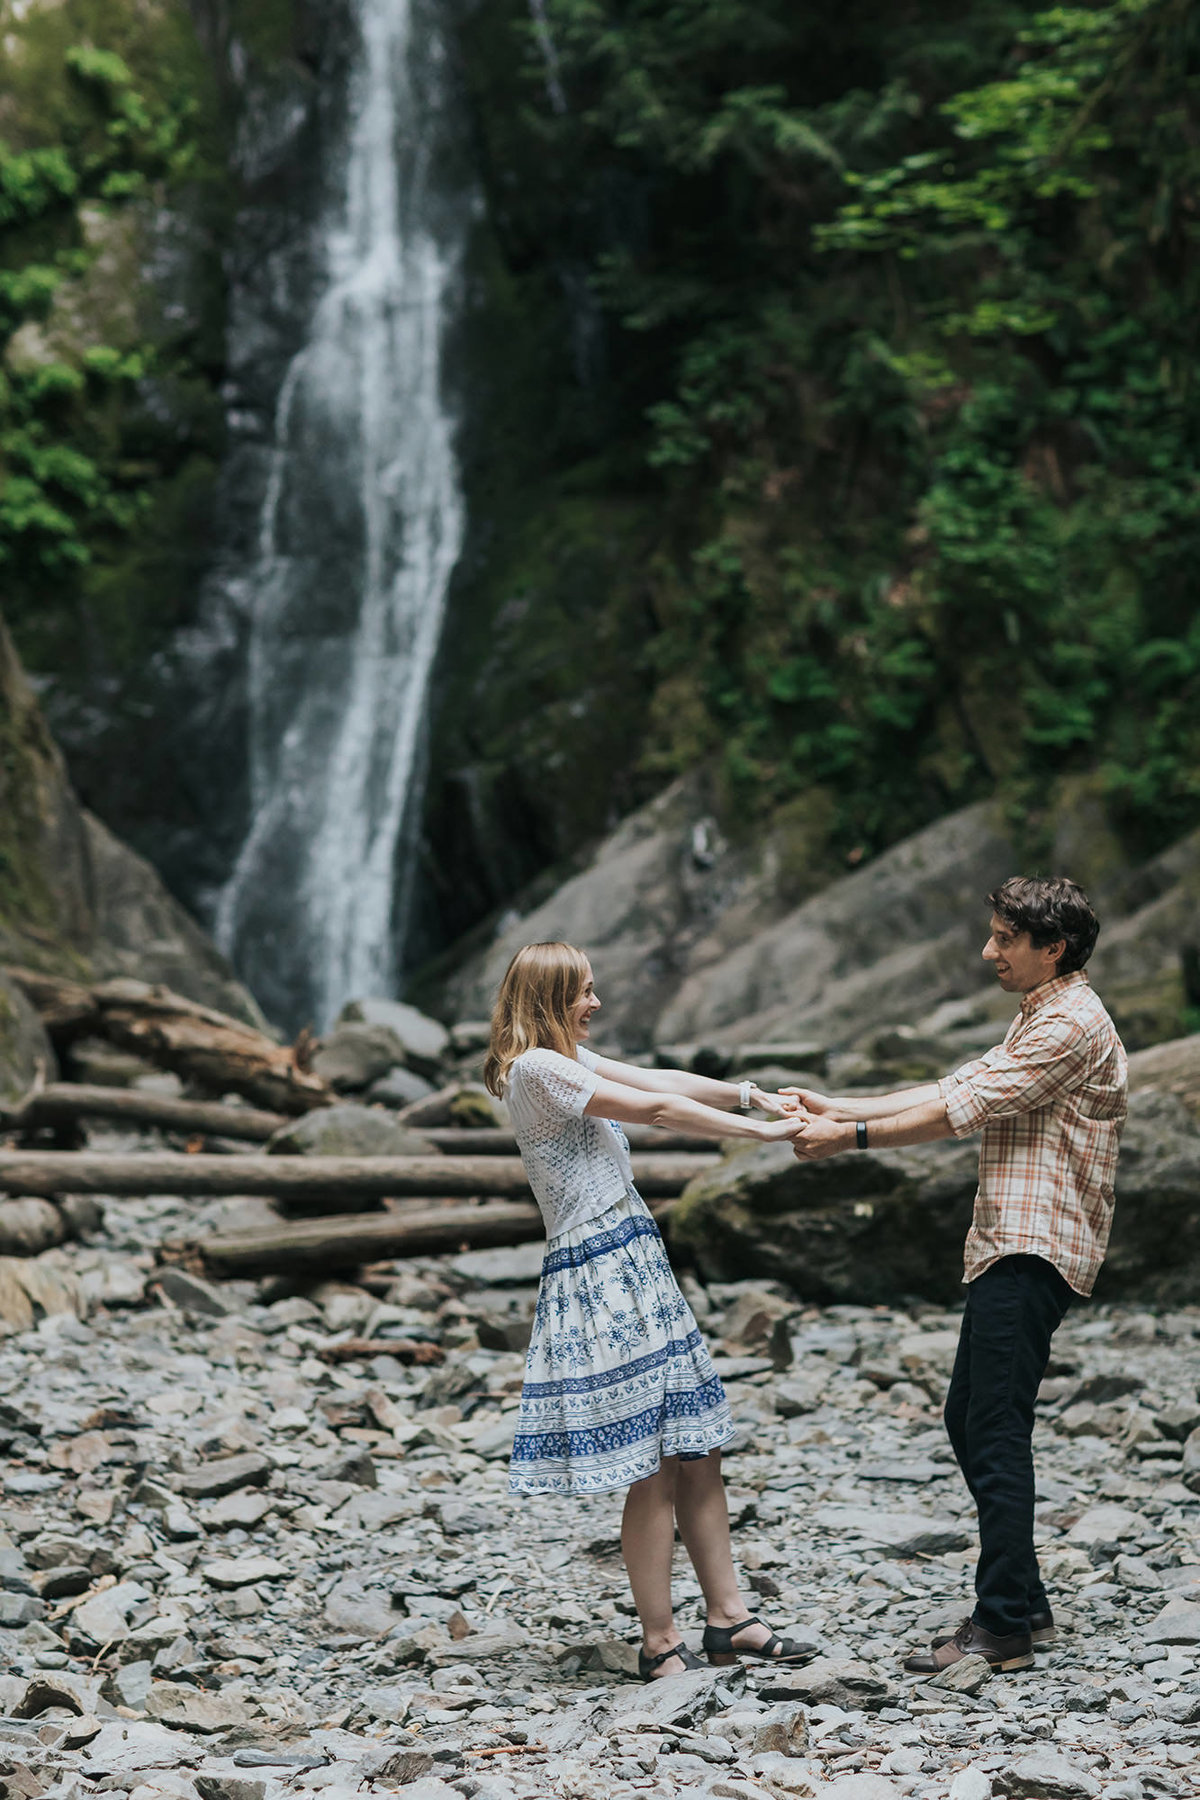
[{"x1": 738, "y1": 1080, "x2": 752, "y2": 1113}]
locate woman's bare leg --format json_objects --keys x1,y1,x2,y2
[
  {"x1": 674, "y1": 1450, "x2": 773, "y2": 1650},
  {"x1": 622, "y1": 1459, "x2": 685, "y2": 1671}
]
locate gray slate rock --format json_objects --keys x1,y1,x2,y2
[
  {"x1": 196, "y1": 1779, "x2": 267, "y2": 1800},
  {"x1": 175, "y1": 1451, "x2": 271, "y2": 1499},
  {"x1": 154, "y1": 1267, "x2": 234, "y2": 1317},
  {"x1": 758, "y1": 1655, "x2": 897, "y2": 1710},
  {"x1": 72, "y1": 1580, "x2": 148, "y2": 1645},
  {"x1": 143, "y1": 1681, "x2": 251, "y2": 1731},
  {"x1": 1144, "y1": 1597, "x2": 1200, "y2": 1643},
  {"x1": 995, "y1": 1750, "x2": 1102, "y2": 1798},
  {"x1": 949, "y1": 1772, "x2": 994, "y2": 1800},
  {"x1": 822, "y1": 1777, "x2": 903, "y2": 1799},
  {"x1": 930, "y1": 1652, "x2": 993, "y2": 1695},
  {"x1": 0, "y1": 1593, "x2": 44, "y2": 1626},
  {"x1": 607, "y1": 1663, "x2": 746, "y2": 1731},
  {"x1": 814, "y1": 1504, "x2": 970, "y2": 1557},
  {"x1": 324, "y1": 1577, "x2": 399, "y2": 1638}
]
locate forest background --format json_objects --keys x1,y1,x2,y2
[{"x1": 1, "y1": 0, "x2": 1198, "y2": 987}]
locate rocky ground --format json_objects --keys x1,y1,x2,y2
[{"x1": 1, "y1": 1148, "x2": 1199, "y2": 1800}]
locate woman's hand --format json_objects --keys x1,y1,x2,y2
[
  {"x1": 758, "y1": 1112, "x2": 810, "y2": 1142},
  {"x1": 748, "y1": 1084, "x2": 787, "y2": 1116},
  {"x1": 778, "y1": 1086, "x2": 835, "y2": 1116}
]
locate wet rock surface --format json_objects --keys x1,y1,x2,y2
[{"x1": 0, "y1": 1160, "x2": 1198, "y2": 1800}]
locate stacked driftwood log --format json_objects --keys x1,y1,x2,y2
[{"x1": 0, "y1": 969, "x2": 720, "y2": 1286}]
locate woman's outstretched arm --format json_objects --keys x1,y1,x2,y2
[
  {"x1": 588, "y1": 1054, "x2": 782, "y2": 1115},
  {"x1": 584, "y1": 1075, "x2": 803, "y2": 1144}
]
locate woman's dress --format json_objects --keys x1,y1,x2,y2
[{"x1": 505, "y1": 1044, "x2": 735, "y2": 1495}]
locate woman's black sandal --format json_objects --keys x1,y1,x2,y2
[
  {"x1": 702, "y1": 1616, "x2": 816, "y2": 1666},
  {"x1": 638, "y1": 1642, "x2": 705, "y2": 1682}
]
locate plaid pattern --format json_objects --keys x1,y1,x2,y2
[{"x1": 939, "y1": 971, "x2": 1127, "y2": 1296}]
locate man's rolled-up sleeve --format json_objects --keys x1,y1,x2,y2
[{"x1": 937, "y1": 1017, "x2": 1091, "y2": 1138}]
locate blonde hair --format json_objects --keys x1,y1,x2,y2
[{"x1": 484, "y1": 941, "x2": 591, "y2": 1097}]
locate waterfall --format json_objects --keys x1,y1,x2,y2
[{"x1": 214, "y1": 0, "x2": 465, "y2": 1030}]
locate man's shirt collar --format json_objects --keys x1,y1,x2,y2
[{"x1": 1020, "y1": 968, "x2": 1089, "y2": 1017}]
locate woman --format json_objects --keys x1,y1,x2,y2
[{"x1": 485, "y1": 941, "x2": 812, "y2": 1681}]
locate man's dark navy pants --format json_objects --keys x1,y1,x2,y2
[{"x1": 943, "y1": 1253, "x2": 1074, "y2": 1638}]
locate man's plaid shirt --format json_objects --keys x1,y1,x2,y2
[{"x1": 938, "y1": 970, "x2": 1127, "y2": 1296}]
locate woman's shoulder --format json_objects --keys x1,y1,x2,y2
[
  {"x1": 509, "y1": 1045, "x2": 582, "y2": 1083},
  {"x1": 508, "y1": 1045, "x2": 596, "y2": 1106}
]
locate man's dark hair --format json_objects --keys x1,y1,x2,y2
[{"x1": 987, "y1": 876, "x2": 1100, "y2": 975}]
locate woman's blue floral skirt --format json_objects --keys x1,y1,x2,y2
[{"x1": 509, "y1": 1190, "x2": 735, "y2": 1495}]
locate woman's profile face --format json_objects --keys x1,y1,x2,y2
[{"x1": 570, "y1": 960, "x2": 602, "y2": 1040}]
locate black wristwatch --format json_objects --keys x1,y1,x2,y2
[{"x1": 855, "y1": 1121, "x2": 869, "y2": 1150}]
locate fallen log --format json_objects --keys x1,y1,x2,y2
[
  {"x1": 3, "y1": 969, "x2": 331, "y2": 1116},
  {"x1": 170, "y1": 1197, "x2": 676, "y2": 1276},
  {"x1": 4, "y1": 1083, "x2": 289, "y2": 1144},
  {"x1": 422, "y1": 1127, "x2": 720, "y2": 1155},
  {"x1": 0, "y1": 1150, "x2": 719, "y2": 1202}
]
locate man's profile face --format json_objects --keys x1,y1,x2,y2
[{"x1": 981, "y1": 913, "x2": 1064, "y2": 993}]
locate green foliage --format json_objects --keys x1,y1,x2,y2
[
  {"x1": 0, "y1": 0, "x2": 227, "y2": 680},
  {"x1": 461, "y1": 0, "x2": 1200, "y2": 865}
]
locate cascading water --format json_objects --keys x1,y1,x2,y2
[{"x1": 214, "y1": 0, "x2": 465, "y2": 1030}]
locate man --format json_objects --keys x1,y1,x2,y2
[{"x1": 785, "y1": 876, "x2": 1127, "y2": 1674}]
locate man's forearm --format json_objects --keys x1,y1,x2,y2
[
  {"x1": 794, "y1": 1095, "x2": 955, "y2": 1159},
  {"x1": 825, "y1": 1082, "x2": 943, "y2": 1122}
]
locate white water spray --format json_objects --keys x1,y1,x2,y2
[{"x1": 216, "y1": 0, "x2": 465, "y2": 1028}]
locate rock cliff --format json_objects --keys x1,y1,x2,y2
[
  {"x1": 0, "y1": 612, "x2": 260, "y2": 1097},
  {"x1": 432, "y1": 773, "x2": 1200, "y2": 1056}
]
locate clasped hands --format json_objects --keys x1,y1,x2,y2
[{"x1": 745, "y1": 1084, "x2": 849, "y2": 1160}]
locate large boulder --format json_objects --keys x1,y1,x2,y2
[
  {"x1": 1127, "y1": 1032, "x2": 1200, "y2": 1120},
  {"x1": 1097, "y1": 1091, "x2": 1200, "y2": 1301},
  {"x1": 266, "y1": 1104, "x2": 435, "y2": 1158},
  {"x1": 336, "y1": 999, "x2": 450, "y2": 1078},
  {"x1": 668, "y1": 1136, "x2": 980, "y2": 1305},
  {"x1": 668, "y1": 1089, "x2": 1200, "y2": 1306},
  {"x1": 312, "y1": 1023, "x2": 407, "y2": 1092}
]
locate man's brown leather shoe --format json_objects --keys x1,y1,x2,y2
[
  {"x1": 905, "y1": 1616, "x2": 1034, "y2": 1674},
  {"x1": 931, "y1": 1608, "x2": 1055, "y2": 1652}
]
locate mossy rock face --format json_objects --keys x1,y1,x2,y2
[{"x1": 0, "y1": 974, "x2": 57, "y2": 1105}]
